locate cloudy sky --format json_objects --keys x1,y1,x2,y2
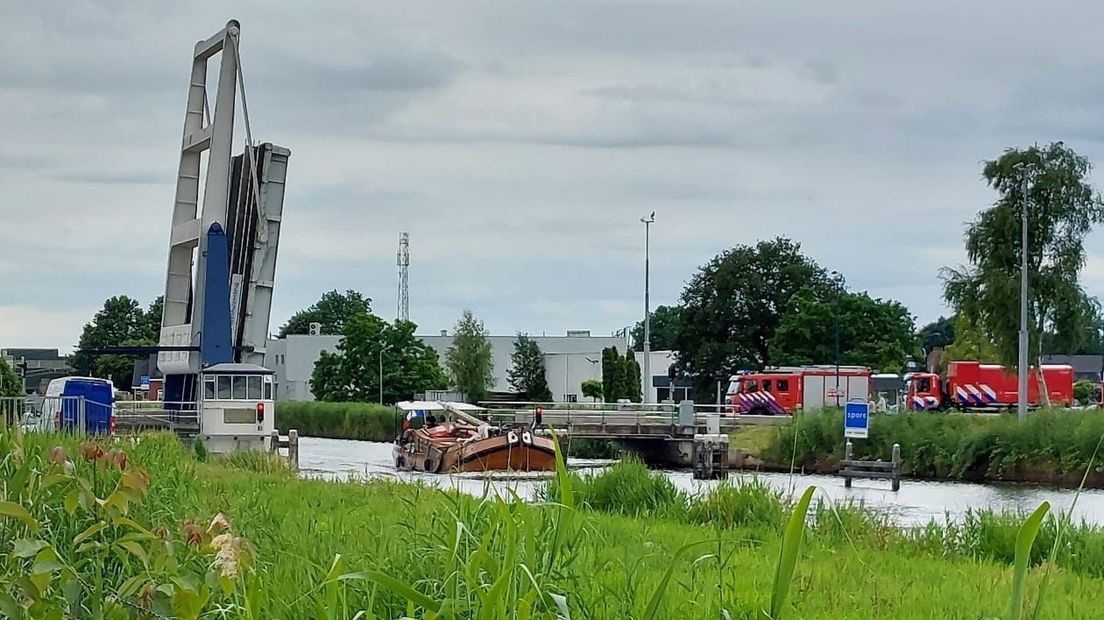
[{"x1": 5, "y1": 1, "x2": 1104, "y2": 352}]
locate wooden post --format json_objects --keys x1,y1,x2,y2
[
  {"x1": 844, "y1": 440, "x2": 853, "y2": 488},
  {"x1": 269, "y1": 430, "x2": 279, "y2": 453},
  {"x1": 288, "y1": 429, "x2": 299, "y2": 471},
  {"x1": 891, "y1": 442, "x2": 901, "y2": 492}
]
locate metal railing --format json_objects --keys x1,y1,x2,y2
[
  {"x1": 476, "y1": 401, "x2": 758, "y2": 435},
  {"x1": 113, "y1": 401, "x2": 200, "y2": 434},
  {"x1": 1, "y1": 396, "x2": 89, "y2": 432}
]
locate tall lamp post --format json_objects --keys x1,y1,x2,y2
[
  {"x1": 1014, "y1": 162, "x2": 1032, "y2": 422},
  {"x1": 830, "y1": 271, "x2": 845, "y2": 407},
  {"x1": 641, "y1": 211, "x2": 655, "y2": 403}
]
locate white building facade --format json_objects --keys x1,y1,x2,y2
[{"x1": 266, "y1": 331, "x2": 633, "y2": 402}]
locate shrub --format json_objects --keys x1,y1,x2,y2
[
  {"x1": 686, "y1": 478, "x2": 786, "y2": 530},
  {"x1": 275, "y1": 400, "x2": 401, "y2": 441}
]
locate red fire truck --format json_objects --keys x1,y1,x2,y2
[
  {"x1": 727, "y1": 366, "x2": 873, "y2": 414},
  {"x1": 906, "y1": 361, "x2": 1074, "y2": 411}
]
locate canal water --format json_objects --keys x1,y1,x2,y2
[{"x1": 297, "y1": 436, "x2": 1104, "y2": 527}]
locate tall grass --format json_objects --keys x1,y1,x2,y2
[
  {"x1": 764, "y1": 409, "x2": 1104, "y2": 484},
  {"x1": 275, "y1": 400, "x2": 401, "y2": 441},
  {"x1": 7, "y1": 427, "x2": 1104, "y2": 617}
]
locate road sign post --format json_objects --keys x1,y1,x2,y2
[{"x1": 844, "y1": 400, "x2": 869, "y2": 439}]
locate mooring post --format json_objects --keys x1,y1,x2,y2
[
  {"x1": 891, "y1": 442, "x2": 901, "y2": 492},
  {"x1": 269, "y1": 430, "x2": 279, "y2": 453},
  {"x1": 844, "y1": 440, "x2": 853, "y2": 488},
  {"x1": 288, "y1": 429, "x2": 299, "y2": 471}
]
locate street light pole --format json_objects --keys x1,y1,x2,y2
[
  {"x1": 641, "y1": 211, "x2": 655, "y2": 403},
  {"x1": 831, "y1": 271, "x2": 843, "y2": 407},
  {"x1": 1017, "y1": 165, "x2": 1031, "y2": 422}
]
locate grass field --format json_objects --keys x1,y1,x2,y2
[{"x1": 3, "y1": 428, "x2": 1104, "y2": 618}]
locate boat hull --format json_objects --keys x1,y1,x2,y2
[{"x1": 394, "y1": 428, "x2": 557, "y2": 473}]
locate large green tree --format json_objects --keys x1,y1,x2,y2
[
  {"x1": 0, "y1": 358, "x2": 21, "y2": 397},
  {"x1": 445, "y1": 310, "x2": 494, "y2": 403},
  {"x1": 600, "y1": 347, "x2": 642, "y2": 403},
  {"x1": 310, "y1": 313, "x2": 447, "y2": 404},
  {"x1": 631, "y1": 305, "x2": 682, "y2": 352},
  {"x1": 769, "y1": 287, "x2": 919, "y2": 372},
  {"x1": 943, "y1": 143, "x2": 1104, "y2": 374},
  {"x1": 918, "y1": 315, "x2": 956, "y2": 351},
  {"x1": 71, "y1": 295, "x2": 159, "y2": 388},
  {"x1": 675, "y1": 238, "x2": 830, "y2": 396},
  {"x1": 280, "y1": 290, "x2": 373, "y2": 336},
  {"x1": 506, "y1": 334, "x2": 553, "y2": 402}
]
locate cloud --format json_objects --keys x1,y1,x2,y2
[{"x1": 6, "y1": 0, "x2": 1104, "y2": 353}]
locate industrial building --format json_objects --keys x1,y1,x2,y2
[{"x1": 265, "y1": 331, "x2": 683, "y2": 403}]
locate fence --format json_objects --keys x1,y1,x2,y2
[{"x1": 0, "y1": 396, "x2": 91, "y2": 432}]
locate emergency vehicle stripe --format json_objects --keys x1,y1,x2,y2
[{"x1": 980, "y1": 384, "x2": 997, "y2": 403}]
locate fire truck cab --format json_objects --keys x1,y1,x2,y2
[
  {"x1": 907, "y1": 361, "x2": 1074, "y2": 411},
  {"x1": 727, "y1": 366, "x2": 873, "y2": 415}
]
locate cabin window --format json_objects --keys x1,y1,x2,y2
[
  {"x1": 204, "y1": 377, "x2": 216, "y2": 400},
  {"x1": 777, "y1": 379, "x2": 790, "y2": 392},
  {"x1": 744, "y1": 380, "x2": 757, "y2": 392},
  {"x1": 763, "y1": 380, "x2": 773, "y2": 392},
  {"x1": 917, "y1": 377, "x2": 932, "y2": 392},
  {"x1": 232, "y1": 376, "x2": 247, "y2": 400},
  {"x1": 247, "y1": 376, "x2": 262, "y2": 400},
  {"x1": 217, "y1": 376, "x2": 232, "y2": 400},
  {"x1": 264, "y1": 376, "x2": 273, "y2": 400}
]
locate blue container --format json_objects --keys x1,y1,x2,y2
[{"x1": 59, "y1": 378, "x2": 114, "y2": 434}]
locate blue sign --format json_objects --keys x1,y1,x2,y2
[
  {"x1": 844, "y1": 401, "x2": 869, "y2": 439},
  {"x1": 140, "y1": 375, "x2": 150, "y2": 389}
]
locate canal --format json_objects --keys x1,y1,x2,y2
[{"x1": 297, "y1": 436, "x2": 1104, "y2": 527}]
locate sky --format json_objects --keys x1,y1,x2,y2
[{"x1": 5, "y1": 1, "x2": 1104, "y2": 353}]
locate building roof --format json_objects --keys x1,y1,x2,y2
[{"x1": 1041, "y1": 355, "x2": 1102, "y2": 377}]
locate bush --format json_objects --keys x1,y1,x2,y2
[
  {"x1": 765, "y1": 408, "x2": 1104, "y2": 483},
  {"x1": 275, "y1": 401, "x2": 401, "y2": 441},
  {"x1": 686, "y1": 478, "x2": 786, "y2": 530},
  {"x1": 541, "y1": 457, "x2": 686, "y2": 518}
]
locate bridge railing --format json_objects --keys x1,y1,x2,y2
[
  {"x1": 478, "y1": 401, "x2": 746, "y2": 430},
  {"x1": 114, "y1": 401, "x2": 200, "y2": 433}
]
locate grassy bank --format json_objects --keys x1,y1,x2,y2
[
  {"x1": 4, "y1": 430, "x2": 1104, "y2": 617},
  {"x1": 275, "y1": 400, "x2": 400, "y2": 441},
  {"x1": 755, "y1": 409, "x2": 1104, "y2": 486}
]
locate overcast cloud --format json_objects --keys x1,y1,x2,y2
[{"x1": 5, "y1": 1, "x2": 1104, "y2": 352}]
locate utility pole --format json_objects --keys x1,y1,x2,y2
[
  {"x1": 831, "y1": 271, "x2": 843, "y2": 407},
  {"x1": 1017, "y1": 164, "x2": 1031, "y2": 422},
  {"x1": 640, "y1": 212, "x2": 655, "y2": 403}
]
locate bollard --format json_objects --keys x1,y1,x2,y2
[
  {"x1": 844, "y1": 440, "x2": 853, "y2": 488},
  {"x1": 891, "y1": 443, "x2": 902, "y2": 492},
  {"x1": 270, "y1": 430, "x2": 279, "y2": 453},
  {"x1": 288, "y1": 429, "x2": 299, "y2": 471}
]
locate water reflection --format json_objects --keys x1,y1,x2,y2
[{"x1": 297, "y1": 436, "x2": 1104, "y2": 527}]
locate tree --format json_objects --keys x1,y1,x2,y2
[
  {"x1": 507, "y1": 334, "x2": 552, "y2": 402},
  {"x1": 141, "y1": 296, "x2": 164, "y2": 343},
  {"x1": 581, "y1": 379, "x2": 603, "y2": 402},
  {"x1": 279, "y1": 290, "x2": 373, "y2": 336},
  {"x1": 601, "y1": 347, "x2": 620, "y2": 403},
  {"x1": 446, "y1": 310, "x2": 494, "y2": 403},
  {"x1": 631, "y1": 305, "x2": 682, "y2": 352},
  {"x1": 675, "y1": 238, "x2": 830, "y2": 397},
  {"x1": 71, "y1": 295, "x2": 156, "y2": 388},
  {"x1": 943, "y1": 143, "x2": 1104, "y2": 375},
  {"x1": 310, "y1": 314, "x2": 447, "y2": 404},
  {"x1": 941, "y1": 315, "x2": 1001, "y2": 369},
  {"x1": 0, "y1": 358, "x2": 21, "y2": 397},
  {"x1": 918, "y1": 315, "x2": 956, "y2": 351},
  {"x1": 769, "y1": 287, "x2": 919, "y2": 373},
  {"x1": 623, "y1": 349, "x2": 643, "y2": 402}
]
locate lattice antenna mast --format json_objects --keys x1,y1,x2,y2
[{"x1": 397, "y1": 232, "x2": 410, "y2": 322}]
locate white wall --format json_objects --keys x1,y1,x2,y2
[{"x1": 267, "y1": 333, "x2": 629, "y2": 401}]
